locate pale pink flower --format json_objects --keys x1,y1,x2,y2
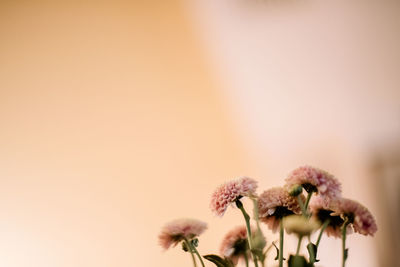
[
  {"x1": 258, "y1": 187, "x2": 303, "y2": 232},
  {"x1": 335, "y1": 198, "x2": 377, "y2": 236},
  {"x1": 310, "y1": 197, "x2": 377, "y2": 237},
  {"x1": 285, "y1": 165, "x2": 341, "y2": 204},
  {"x1": 158, "y1": 218, "x2": 207, "y2": 250},
  {"x1": 210, "y1": 177, "x2": 258, "y2": 216},
  {"x1": 310, "y1": 197, "x2": 346, "y2": 237},
  {"x1": 219, "y1": 225, "x2": 253, "y2": 265}
]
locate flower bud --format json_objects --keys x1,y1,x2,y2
[
  {"x1": 283, "y1": 215, "x2": 320, "y2": 236},
  {"x1": 289, "y1": 185, "x2": 303, "y2": 196}
]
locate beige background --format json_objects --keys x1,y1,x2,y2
[{"x1": 0, "y1": 1, "x2": 399, "y2": 267}]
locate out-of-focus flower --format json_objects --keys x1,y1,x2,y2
[
  {"x1": 310, "y1": 197, "x2": 377, "y2": 237},
  {"x1": 158, "y1": 218, "x2": 207, "y2": 250},
  {"x1": 283, "y1": 215, "x2": 320, "y2": 236},
  {"x1": 258, "y1": 187, "x2": 303, "y2": 232},
  {"x1": 310, "y1": 197, "x2": 346, "y2": 237},
  {"x1": 220, "y1": 225, "x2": 253, "y2": 264},
  {"x1": 210, "y1": 177, "x2": 258, "y2": 216},
  {"x1": 335, "y1": 198, "x2": 377, "y2": 236},
  {"x1": 285, "y1": 165, "x2": 341, "y2": 204}
]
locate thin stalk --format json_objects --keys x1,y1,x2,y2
[
  {"x1": 342, "y1": 220, "x2": 349, "y2": 267},
  {"x1": 184, "y1": 239, "x2": 197, "y2": 267},
  {"x1": 296, "y1": 235, "x2": 303, "y2": 256},
  {"x1": 244, "y1": 252, "x2": 249, "y2": 267},
  {"x1": 297, "y1": 195, "x2": 307, "y2": 216},
  {"x1": 279, "y1": 220, "x2": 284, "y2": 267},
  {"x1": 190, "y1": 241, "x2": 205, "y2": 267},
  {"x1": 307, "y1": 219, "x2": 331, "y2": 264},
  {"x1": 316, "y1": 220, "x2": 330, "y2": 247},
  {"x1": 304, "y1": 192, "x2": 313, "y2": 211},
  {"x1": 236, "y1": 200, "x2": 259, "y2": 267},
  {"x1": 252, "y1": 197, "x2": 267, "y2": 267}
]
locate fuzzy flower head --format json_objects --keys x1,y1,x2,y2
[
  {"x1": 158, "y1": 218, "x2": 207, "y2": 250},
  {"x1": 310, "y1": 197, "x2": 345, "y2": 237},
  {"x1": 219, "y1": 225, "x2": 253, "y2": 265},
  {"x1": 335, "y1": 198, "x2": 377, "y2": 236},
  {"x1": 285, "y1": 165, "x2": 341, "y2": 204},
  {"x1": 258, "y1": 187, "x2": 303, "y2": 232},
  {"x1": 210, "y1": 177, "x2": 258, "y2": 217}
]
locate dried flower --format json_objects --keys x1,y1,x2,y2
[
  {"x1": 210, "y1": 177, "x2": 258, "y2": 216},
  {"x1": 220, "y1": 225, "x2": 253, "y2": 264},
  {"x1": 310, "y1": 197, "x2": 346, "y2": 237},
  {"x1": 258, "y1": 187, "x2": 303, "y2": 232},
  {"x1": 158, "y1": 218, "x2": 207, "y2": 250},
  {"x1": 285, "y1": 165, "x2": 341, "y2": 204},
  {"x1": 335, "y1": 198, "x2": 377, "y2": 236},
  {"x1": 283, "y1": 215, "x2": 320, "y2": 236}
]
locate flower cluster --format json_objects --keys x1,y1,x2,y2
[{"x1": 159, "y1": 166, "x2": 377, "y2": 267}]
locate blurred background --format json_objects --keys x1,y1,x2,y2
[{"x1": 0, "y1": 0, "x2": 399, "y2": 267}]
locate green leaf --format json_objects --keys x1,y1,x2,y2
[
  {"x1": 306, "y1": 242, "x2": 319, "y2": 263},
  {"x1": 288, "y1": 255, "x2": 310, "y2": 267},
  {"x1": 203, "y1": 254, "x2": 234, "y2": 267},
  {"x1": 272, "y1": 242, "x2": 279, "y2": 260},
  {"x1": 272, "y1": 242, "x2": 286, "y2": 261}
]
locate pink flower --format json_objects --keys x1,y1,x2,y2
[
  {"x1": 310, "y1": 197, "x2": 377, "y2": 237},
  {"x1": 158, "y1": 218, "x2": 207, "y2": 250},
  {"x1": 258, "y1": 187, "x2": 303, "y2": 232},
  {"x1": 210, "y1": 177, "x2": 258, "y2": 217},
  {"x1": 285, "y1": 165, "x2": 341, "y2": 204},
  {"x1": 219, "y1": 225, "x2": 252, "y2": 265},
  {"x1": 335, "y1": 198, "x2": 377, "y2": 236},
  {"x1": 310, "y1": 197, "x2": 345, "y2": 237}
]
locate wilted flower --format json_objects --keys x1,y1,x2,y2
[
  {"x1": 158, "y1": 218, "x2": 207, "y2": 250},
  {"x1": 258, "y1": 187, "x2": 303, "y2": 232},
  {"x1": 310, "y1": 197, "x2": 346, "y2": 237},
  {"x1": 283, "y1": 215, "x2": 320, "y2": 236},
  {"x1": 335, "y1": 198, "x2": 377, "y2": 236},
  {"x1": 220, "y1": 225, "x2": 253, "y2": 264},
  {"x1": 210, "y1": 177, "x2": 258, "y2": 216},
  {"x1": 285, "y1": 165, "x2": 341, "y2": 204}
]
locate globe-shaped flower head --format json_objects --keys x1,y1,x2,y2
[
  {"x1": 335, "y1": 198, "x2": 377, "y2": 236},
  {"x1": 285, "y1": 165, "x2": 342, "y2": 205},
  {"x1": 210, "y1": 177, "x2": 258, "y2": 217},
  {"x1": 158, "y1": 218, "x2": 208, "y2": 250},
  {"x1": 258, "y1": 187, "x2": 304, "y2": 232}
]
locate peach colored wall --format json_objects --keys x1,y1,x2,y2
[
  {"x1": 0, "y1": 1, "x2": 249, "y2": 267},
  {"x1": 188, "y1": 1, "x2": 400, "y2": 267}
]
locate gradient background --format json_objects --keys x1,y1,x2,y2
[{"x1": 0, "y1": 1, "x2": 399, "y2": 267}]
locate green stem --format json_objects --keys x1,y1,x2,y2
[
  {"x1": 304, "y1": 191, "x2": 313, "y2": 212},
  {"x1": 342, "y1": 220, "x2": 349, "y2": 267},
  {"x1": 244, "y1": 251, "x2": 249, "y2": 267},
  {"x1": 184, "y1": 239, "x2": 197, "y2": 267},
  {"x1": 236, "y1": 199, "x2": 259, "y2": 267},
  {"x1": 297, "y1": 195, "x2": 307, "y2": 216},
  {"x1": 252, "y1": 198, "x2": 263, "y2": 235},
  {"x1": 190, "y1": 242, "x2": 205, "y2": 267},
  {"x1": 316, "y1": 220, "x2": 330, "y2": 248},
  {"x1": 279, "y1": 220, "x2": 284, "y2": 267},
  {"x1": 296, "y1": 235, "x2": 303, "y2": 256}
]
